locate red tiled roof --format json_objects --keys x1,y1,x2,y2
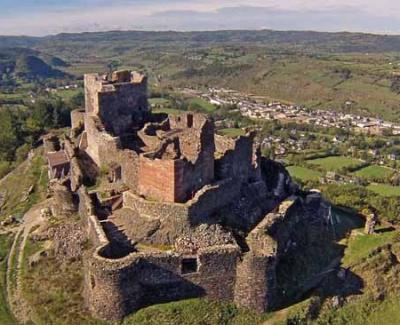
[{"x1": 47, "y1": 150, "x2": 69, "y2": 168}]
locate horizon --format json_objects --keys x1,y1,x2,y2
[
  {"x1": 3, "y1": 28, "x2": 400, "y2": 39},
  {"x1": 1, "y1": 0, "x2": 400, "y2": 36}
]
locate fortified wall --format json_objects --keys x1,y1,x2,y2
[{"x1": 63, "y1": 70, "x2": 333, "y2": 320}]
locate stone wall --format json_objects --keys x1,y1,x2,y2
[
  {"x1": 85, "y1": 243, "x2": 240, "y2": 320},
  {"x1": 137, "y1": 113, "x2": 216, "y2": 203},
  {"x1": 70, "y1": 109, "x2": 85, "y2": 130},
  {"x1": 215, "y1": 133, "x2": 260, "y2": 183},
  {"x1": 70, "y1": 157, "x2": 83, "y2": 192},
  {"x1": 123, "y1": 191, "x2": 189, "y2": 221},
  {"x1": 125, "y1": 178, "x2": 241, "y2": 226},
  {"x1": 234, "y1": 196, "x2": 300, "y2": 312},
  {"x1": 188, "y1": 178, "x2": 241, "y2": 225},
  {"x1": 84, "y1": 72, "x2": 149, "y2": 136},
  {"x1": 84, "y1": 74, "x2": 103, "y2": 114}
]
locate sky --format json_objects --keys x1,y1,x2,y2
[{"x1": 1, "y1": 0, "x2": 400, "y2": 36}]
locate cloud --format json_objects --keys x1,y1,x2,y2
[{"x1": 1, "y1": 1, "x2": 400, "y2": 35}]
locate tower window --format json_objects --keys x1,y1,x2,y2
[{"x1": 181, "y1": 258, "x2": 198, "y2": 274}]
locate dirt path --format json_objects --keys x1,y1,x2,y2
[{"x1": 5, "y1": 200, "x2": 49, "y2": 323}]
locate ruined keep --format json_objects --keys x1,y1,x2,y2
[{"x1": 64, "y1": 70, "x2": 333, "y2": 320}]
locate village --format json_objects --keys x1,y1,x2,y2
[{"x1": 182, "y1": 87, "x2": 400, "y2": 136}]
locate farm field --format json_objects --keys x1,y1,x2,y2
[
  {"x1": 189, "y1": 98, "x2": 217, "y2": 113},
  {"x1": 152, "y1": 107, "x2": 182, "y2": 116},
  {"x1": 148, "y1": 97, "x2": 170, "y2": 106},
  {"x1": 367, "y1": 184, "x2": 400, "y2": 197},
  {"x1": 287, "y1": 166, "x2": 322, "y2": 182},
  {"x1": 218, "y1": 128, "x2": 246, "y2": 138},
  {"x1": 353, "y1": 165, "x2": 394, "y2": 182},
  {"x1": 307, "y1": 156, "x2": 363, "y2": 171}
]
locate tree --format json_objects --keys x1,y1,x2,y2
[
  {"x1": 0, "y1": 109, "x2": 18, "y2": 161},
  {"x1": 107, "y1": 60, "x2": 121, "y2": 74}
]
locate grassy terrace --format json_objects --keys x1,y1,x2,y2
[
  {"x1": 123, "y1": 298, "x2": 267, "y2": 325},
  {"x1": 189, "y1": 98, "x2": 217, "y2": 113},
  {"x1": 352, "y1": 165, "x2": 394, "y2": 182},
  {"x1": 353, "y1": 165, "x2": 394, "y2": 180},
  {"x1": 0, "y1": 234, "x2": 15, "y2": 325},
  {"x1": 342, "y1": 229, "x2": 399, "y2": 267},
  {"x1": 287, "y1": 166, "x2": 322, "y2": 182},
  {"x1": 367, "y1": 184, "x2": 400, "y2": 197},
  {"x1": 148, "y1": 97, "x2": 170, "y2": 106},
  {"x1": 152, "y1": 107, "x2": 183, "y2": 116},
  {"x1": 218, "y1": 128, "x2": 246, "y2": 138},
  {"x1": 0, "y1": 153, "x2": 48, "y2": 221},
  {"x1": 307, "y1": 156, "x2": 364, "y2": 172}
]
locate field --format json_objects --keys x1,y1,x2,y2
[
  {"x1": 353, "y1": 165, "x2": 394, "y2": 181},
  {"x1": 148, "y1": 97, "x2": 170, "y2": 106},
  {"x1": 287, "y1": 166, "x2": 322, "y2": 182},
  {"x1": 123, "y1": 298, "x2": 266, "y2": 325},
  {"x1": 0, "y1": 151, "x2": 48, "y2": 221},
  {"x1": 218, "y1": 128, "x2": 246, "y2": 138},
  {"x1": 0, "y1": 234, "x2": 15, "y2": 325},
  {"x1": 307, "y1": 156, "x2": 363, "y2": 171},
  {"x1": 367, "y1": 184, "x2": 400, "y2": 197},
  {"x1": 152, "y1": 107, "x2": 182, "y2": 116},
  {"x1": 342, "y1": 229, "x2": 399, "y2": 267},
  {"x1": 188, "y1": 98, "x2": 217, "y2": 113}
]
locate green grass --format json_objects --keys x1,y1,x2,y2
[
  {"x1": 287, "y1": 166, "x2": 323, "y2": 182},
  {"x1": 189, "y1": 98, "x2": 217, "y2": 113},
  {"x1": 22, "y1": 242, "x2": 106, "y2": 325},
  {"x1": 149, "y1": 97, "x2": 170, "y2": 105},
  {"x1": 152, "y1": 107, "x2": 183, "y2": 116},
  {"x1": 123, "y1": 298, "x2": 267, "y2": 325},
  {"x1": 342, "y1": 230, "x2": 399, "y2": 267},
  {"x1": 0, "y1": 151, "x2": 48, "y2": 220},
  {"x1": 307, "y1": 156, "x2": 363, "y2": 172},
  {"x1": 315, "y1": 294, "x2": 399, "y2": 325},
  {"x1": 367, "y1": 184, "x2": 400, "y2": 197},
  {"x1": 218, "y1": 128, "x2": 246, "y2": 138},
  {"x1": 353, "y1": 165, "x2": 394, "y2": 182},
  {"x1": 0, "y1": 234, "x2": 16, "y2": 325},
  {"x1": 55, "y1": 88, "x2": 81, "y2": 100}
]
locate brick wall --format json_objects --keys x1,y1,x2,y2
[{"x1": 138, "y1": 156, "x2": 176, "y2": 202}]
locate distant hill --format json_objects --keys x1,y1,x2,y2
[
  {"x1": 15, "y1": 55, "x2": 66, "y2": 79},
  {"x1": 0, "y1": 47, "x2": 68, "y2": 81},
  {"x1": 3, "y1": 30, "x2": 400, "y2": 53},
  {"x1": 49, "y1": 56, "x2": 70, "y2": 67}
]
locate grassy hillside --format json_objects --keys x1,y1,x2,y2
[{"x1": 3, "y1": 30, "x2": 400, "y2": 120}]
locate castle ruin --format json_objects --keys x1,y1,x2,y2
[{"x1": 62, "y1": 70, "x2": 332, "y2": 320}]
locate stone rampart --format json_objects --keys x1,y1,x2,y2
[
  {"x1": 124, "y1": 178, "x2": 240, "y2": 224},
  {"x1": 215, "y1": 133, "x2": 260, "y2": 183},
  {"x1": 71, "y1": 109, "x2": 85, "y2": 130},
  {"x1": 234, "y1": 196, "x2": 300, "y2": 312},
  {"x1": 85, "y1": 242, "x2": 239, "y2": 320}
]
